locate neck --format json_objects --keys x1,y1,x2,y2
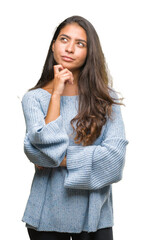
[{"x1": 71, "y1": 69, "x2": 79, "y2": 85}]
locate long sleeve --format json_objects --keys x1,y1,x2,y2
[
  {"x1": 22, "y1": 92, "x2": 69, "y2": 167},
  {"x1": 24, "y1": 133, "x2": 62, "y2": 167},
  {"x1": 64, "y1": 102, "x2": 129, "y2": 190}
]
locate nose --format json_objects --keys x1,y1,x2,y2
[{"x1": 65, "y1": 41, "x2": 75, "y2": 53}]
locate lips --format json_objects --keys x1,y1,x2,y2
[{"x1": 61, "y1": 56, "x2": 75, "y2": 61}]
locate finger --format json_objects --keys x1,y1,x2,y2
[
  {"x1": 61, "y1": 73, "x2": 72, "y2": 78},
  {"x1": 53, "y1": 65, "x2": 64, "y2": 75},
  {"x1": 64, "y1": 74, "x2": 74, "y2": 84},
  {"x1": 39, "y1": 166, "x2": 44, "y2": 169},
  {"x1": 35, "y1": 165, "x2": 44, "y2": 170},
  {"x1": 59, "y1": 68, "x2": 73, "y2": 75},
  {"x1": 59, "y1": 70, "x2": 74, "y2": 80},
  {"x1": 60, "y1": 74, "x2": 73, "y2": 83}
]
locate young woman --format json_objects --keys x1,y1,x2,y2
[{"x1": 21, "y1": 15, "x2": 128, "y2": 240}]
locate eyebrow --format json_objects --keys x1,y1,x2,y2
[{"x1": 59, "y1": 34, "x2": 87, "y2": 44}]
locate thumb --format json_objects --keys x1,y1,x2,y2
[{"x1": 53, "y1": 65, "x2": 64, "y2": 75}]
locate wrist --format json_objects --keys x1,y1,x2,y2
[{"x1": 52, "y1": 90, "x2": 61, "y2": 98}]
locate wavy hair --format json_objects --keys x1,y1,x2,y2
[{"x1": 29, "y1": 15, "x2": 123, "y2": 146}]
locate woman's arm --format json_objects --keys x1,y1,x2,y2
[
  {"x1": 44, "y1": 64, "x2": 73, "y2": 125},
  {"x1": 36, "y1": 156, "x2": 66, "y2": 169},
  {"x1": 22, "y1": 91, "x2": 69, "y2": 167},
  {"x1": 64, "y1": 102, "x2": 129, "y2": 190},
  {"x1": 22, "y1": 65, "x2": 74, "y2": 168},
  {"x1": 44, "y1": 91, "x2": 61, "y2": 124},
  {"x1": 23, "y1": 133, "x2": 67, "y2": 168}
]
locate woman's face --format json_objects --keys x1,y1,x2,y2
[{"x1": 52, "y1": 23, "x2": 87, "y2": 73}]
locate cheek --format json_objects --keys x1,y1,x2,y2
[
  {"x1": 79, "y1": 50, "x2": 87, "y2": 63},
  {"x1": 53, "y1": 50, "x2": 62, "y2": 64},
  {"x1": 53, "y1": 43, "x2": 62, "y2": 57}
]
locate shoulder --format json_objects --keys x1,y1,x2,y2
[
  {"x1": 21, "y1": 89, "x2": 47, "y2": 113},
  {"x1": 21, "y1": 88, "x2": 48, "y2": 106},
  {"x1": 22, "y1": 88, "x2": 40, "y2": 102}
]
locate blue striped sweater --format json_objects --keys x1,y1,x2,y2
[{"x1": 21, "y1": 88, "x2": 128, "y2": 233}]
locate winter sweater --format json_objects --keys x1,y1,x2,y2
[{"x1": 21, "y1": 88, "x2": 128, "y2": 233}]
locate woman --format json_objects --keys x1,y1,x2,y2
[{"x1": 21, "y1": 15, "x2": 128, "y2": 240}]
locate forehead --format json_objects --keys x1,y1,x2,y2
[{"x1": 58, "y1": 23, "x2": 87, "y2": 40}]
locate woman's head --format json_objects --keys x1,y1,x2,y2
[
  {"x1": 51, "y1": 16, "x2": 104, "y2": 76},
  {"x1": 31, "y1": 15, "x2": 108, "y2": 87},
  {"x1": 30, "y1": 16, "x2": 121, "y2": 146},
  {"x1": 52, "y1": 22, "x2": 87, "y2": 74}
]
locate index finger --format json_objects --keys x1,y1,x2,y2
[{"x1": 53, "y1": 65, "x2": 64, "y2": 74}]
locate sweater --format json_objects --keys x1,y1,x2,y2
[{"x1": 21, "y1": 88, "x2": 128, "y2": 233}]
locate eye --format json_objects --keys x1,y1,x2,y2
[
  {"x1": 77, "y1": 42, "x2": 85, "y2": 47},
  {"x1": 60, "y1": 37, "x2": 68, "y2": 42}
]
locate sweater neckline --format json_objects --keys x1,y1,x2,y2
[{"x1": 39, "y1": 88, "x2": 79, "y2": 97}]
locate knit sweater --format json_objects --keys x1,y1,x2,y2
[{"x1": 21, "y1": 88, "x2": 128, "y2": 233}]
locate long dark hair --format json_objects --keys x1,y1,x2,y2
[{"x1": 29, "y1": 15, "x2": 123, "y2": 146}]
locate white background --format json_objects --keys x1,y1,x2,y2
[{"x1": 0, "y1": 0, "x2": 150, "y2": 239}]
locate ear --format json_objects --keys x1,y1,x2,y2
[{"x1": 52, "y1": 40, "x2": 55, "y2": 52}]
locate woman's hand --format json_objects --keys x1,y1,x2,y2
[
  {"x1": 52, "y1": 65, "x2": 74, "y2": 96},
  {"x1": 35, "y1": 155, "x2": 67, "y2": 169},
  {"x1": 59, "y1": 155, "x2": 67, "y2": 167},
  {"x1": 35, "y1": 165, "x2": 44, "y2": 170}
]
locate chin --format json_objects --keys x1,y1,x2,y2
[
  {"x1": 54, "y1": 59, "x2": 78, "y2": 71},
  {"x1": 60, "y1": 62, "x2": 74, "y2": 70}
]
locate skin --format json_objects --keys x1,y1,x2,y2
[{"x1": 36, "y1": 23, "x2": 87, "y2": 170}]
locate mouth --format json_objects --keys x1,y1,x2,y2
[{"x1": 61, "y1": 56, "x2": 75, "y2": 62}]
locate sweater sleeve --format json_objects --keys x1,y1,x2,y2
[
  {"x1": 22, "y1": 92, "x2": 69, "y2": 167},
  {"x1": 64, "y1": 102, "x2": 129, "y2": 190}
]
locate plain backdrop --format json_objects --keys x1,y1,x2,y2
[{"x1": 0, "y1": 0, "x2": 150, "y2": 239}]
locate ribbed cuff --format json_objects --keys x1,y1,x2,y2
[{"x1": 66, "y1": 146, "x2": 93, "y2": 169}]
